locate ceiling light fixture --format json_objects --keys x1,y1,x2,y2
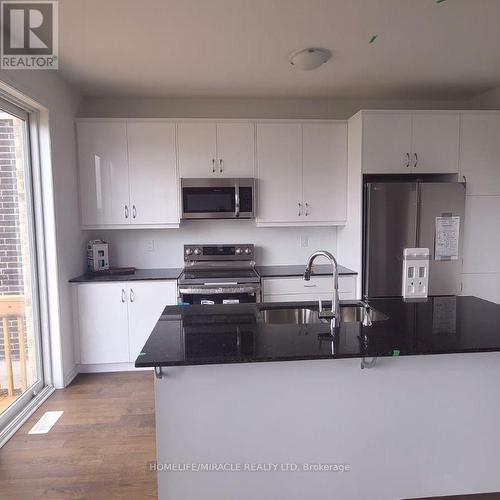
[{"x1": 289, "y1": 48, "x2": 331, "y2": 70}]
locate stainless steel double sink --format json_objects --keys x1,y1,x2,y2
[{"x1": 259, "y1": 303, "x2": 388, "y2": 326}]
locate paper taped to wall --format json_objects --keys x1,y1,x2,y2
[{"x1": 435, "y1": 216, "x2": 460, "y2": 261}]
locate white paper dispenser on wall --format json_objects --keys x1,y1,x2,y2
[{"x1": 402, "y1": 248, "x2": 430, "y2": 301}]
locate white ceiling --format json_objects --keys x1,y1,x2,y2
[{"x1": 59, "y1": 0, "x2": 500, "y2": 99}]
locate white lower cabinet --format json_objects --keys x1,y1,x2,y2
[
  {"x1": 76, "y1": 280, "x2": 177, "y2": 366},
  {"x1": 127, "y1": 281, "x2": 178, "y2": 362},
  {"x1": 262, "y1": 275, "x2": 357, "y2": 303},
  {"x1": 77, "y1": 283, "x2": 130, "y2": 364}
]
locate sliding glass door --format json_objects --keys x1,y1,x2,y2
[{"x1": 0, "y1": 98, "x2": 44, "y2": 432}]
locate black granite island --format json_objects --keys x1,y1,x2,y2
[{"x1": 137, "y1": 296, "x2": 500, "y2": 500}]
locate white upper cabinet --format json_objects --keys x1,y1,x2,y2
[
  {"x1": 361, "y1": 111, "x2": 460, "y2": 174},
  {"x1": 76, "y1": 120, "x2": 180, "y2": 228},
  {"x1": 216, "y1": 122, "x2": 255, "y2": 177},
  {"x1": 178, "y1": 122, "x2": 255, "y2": 178},
  {"x1": 127, "y1": 122, "x2": 179, "y2": 225},
  {"x1": 460, "y1": 113, "x2": 500, "y2": 195},
  {"x1": 256, "y1": 122, "x2": 347, "y2": 226},
  {"x1": 256, "y1": 123, "x2": 302, "y2": 224},
  {"x1": 363, "y1": 113, "x2": 412, "y2": 174},
  {"x1": 77, "y1": 121, "x2": 130, "y2": 225},
  {"x1": 302, "y1": 122, "x2": 347, "y2": 224},
  {"x1": 177, "y1": 122, "x2": 217, "y2": 177},
  {"x1": 411, "y1": 113, "x2": 460, "y2": 173}
]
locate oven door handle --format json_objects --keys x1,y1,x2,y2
[
  {"x1": 235, "y1": 182, "x2": 240, "y2": 218},
  {"x1": 178, "y1": 285, "x2": 260, "y2": 295}
]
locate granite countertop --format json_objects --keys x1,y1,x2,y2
[
  {"x1": 70, "y1": 264, "x2": 357, "y2": 283},
  {"x1": 135, "y1": 296, "x2": 500, "y2": 368},
  {"x1": 256, "y1": 264, "x2": 357, "y2": 277},
  {"x1": 69, "y1": 268, "x2": 182, "y2": 283}
]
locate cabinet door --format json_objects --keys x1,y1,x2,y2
[
  {"x1": 264, "y1": 292, "x2": 355, "y2": 302},
  {"x1": 127, "y1": 122, "x2": 179, "y2": 225},
  {"x1": 77, "y1": 283, "x2": 129, "y2": 364},
  {"x1": 460, "y1": 114, "x2": 500, "y2": 195},
  {"x1": 216, "y1": 122, "x2": 255, "y2": 177},
  {"x1": 362, "y1": 113, "x2": 412, "y2": 174},
  {"x1": 411, "y1": 113, "x2": 459, "y2": 173},
  {"x1": 77, "y1": 122, "x2": 130, "y2": 225},
  {"x1": 302, "y1": 123, "x2": 347, "y2": 224},
  {"x1": 263, "y1": 276, "x2": 356, "y2": 298},
  {"x1": 127, "y1": 281, "x2": 178, "y2": 362},
  {"x1": 256, "y1": 123, "x2": 302, "y2": 223},
  {"x1": 177, "y1": 122, "x2": 217, "y2": 178}
]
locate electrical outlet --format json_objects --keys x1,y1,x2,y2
[
  {"x1": 300, "y1": 235, "x2": 309, "y2": 248},
  {"x1": 146, "y1": 239, "x2": 155, "y2": 252}
]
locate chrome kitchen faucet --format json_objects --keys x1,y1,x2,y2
[{"x1": 304, "y1": 250, "x2": 340, "y2": 330}]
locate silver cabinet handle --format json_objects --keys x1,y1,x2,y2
[
  {"x1": 124, "y1": 205, "x2": 129, "y2": 219},
  {"x1": 298, "y1": 203, "x2": 302, "y2": 216},
  {"x1": 414, "y1": 152, "x2": 418, "y2": 168},
  {"x1": 405, "y1": 152, "x2": 410, "y2": 168},
  {"x1": 121, "y1": 289, "x2": 126, "y2": 303},
  {"x1": 305, "y1": 202, "x2": 310, "y2": 216},
  {"x1": 303, "y1": 284, "x2": 317, "y2": 288},
  {"x1": 132, "y1": 205, "x2": 137, "y2": 219},
  {"x1": 130, "y1": 288, "x2": 134, "y2": 302},
  {"x1": 212, "y1": 159, "x2": 216, "y2": 173},
  {"x1": 219, "y1": 159, "x2": 223, "y2": 174},
  {"x1": 235, "y1": 185, "x2": 240, "y2": 218}
]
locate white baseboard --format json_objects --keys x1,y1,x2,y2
[{"x1": 63, "y1": 365, "x2": 79, "y2": 387}]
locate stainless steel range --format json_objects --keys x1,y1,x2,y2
[{"x1": 178, "y1": 244, "x2": 261, "y2": 305}]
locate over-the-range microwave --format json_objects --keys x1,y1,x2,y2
[{"x1": 181, "y1": 178, "x2": 256, "y2": 220}]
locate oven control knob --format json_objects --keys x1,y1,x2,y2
[
  {"x1": 185, "y1": 248, "x2": 193, "y2": 256},
  {"x1": 193, "y1": 248, "x2": 201, "y2": 256},
  {"x1": 236, "y1": 248, "x2": 243, "y2": 255},
  {"x1": 244, "y1": 247, "x2": 252, "y2": 255}
]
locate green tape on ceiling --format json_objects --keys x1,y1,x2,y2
[{"x1": 369, "y1": 35, "x2": 378, "y2": 44}]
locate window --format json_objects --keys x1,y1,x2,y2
[{"x1": 0, "y1": 98, "x2": 44, "y2": 434}]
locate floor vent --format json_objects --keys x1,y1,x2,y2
[{"x1": 28, "y1": 410, "x2": 63, "y2": 435}]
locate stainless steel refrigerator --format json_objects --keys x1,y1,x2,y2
[{"x1": 363, "y1": 181, "x2": 466, "y2": 298}]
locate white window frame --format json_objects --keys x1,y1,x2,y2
[{"x1": 0, "y1": 85, "x2": 58, "y2": 447}]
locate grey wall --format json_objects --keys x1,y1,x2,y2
[
  {"x1": 79, "y1": 95, "x2": 473, "y2": 120},
  {"x1": 0, "y1": 70, "x2": 84, "y2": 387},
  {"x1": 469, "y1": 85, "x2": 500, "y2": 109}
]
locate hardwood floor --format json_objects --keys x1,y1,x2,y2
[{"x1": 0, "y1": 372, "x2": 157, "y2": 499}]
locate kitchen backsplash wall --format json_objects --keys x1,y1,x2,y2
[{"x1": 89, "y1": 221, "x2": 337, "y2": 268}]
